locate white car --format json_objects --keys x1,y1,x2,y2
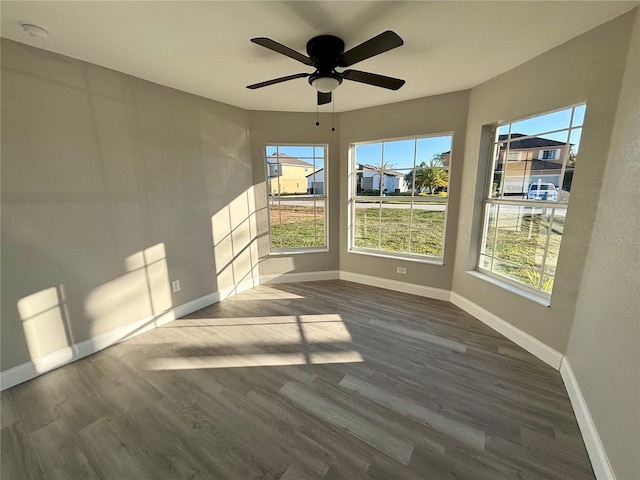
[{"x1": 527, "y1": 183, "x2": 558, "y2": 201}]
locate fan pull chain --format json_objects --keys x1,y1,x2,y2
[
  {"x1": 331, "y1": 96, "x2": 335, "y2": 132},
  {"x1": 315, "y1": 85, "x2": 320, "y2": 126}
]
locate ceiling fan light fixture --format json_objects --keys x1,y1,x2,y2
[{"x1": 311, "y1": 76, "x2": 340, "y2": 93}]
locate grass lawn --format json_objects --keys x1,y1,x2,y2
[
  {"x1": 482, "y1": 208, "x2": 564, "y2": 291},
  {"x1": 269, "y1": 204, "x2": 564, "y2": 293},
  {"x1": 353, "y1": 206, "x2": 445, "y2": 257},
  {"x1": 270, "y1": 204, "x2": 446, "y2": 257},
  {"x1": 270, "y1": 205, "x2": 326, "y2": 249}
]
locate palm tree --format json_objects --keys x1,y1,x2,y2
[
  {"x1": 372, "y1": 160, "x2": 395, "y2": 193},
  {"x1": 411, "y1": 154, "x2": 449, "y2": 194}
]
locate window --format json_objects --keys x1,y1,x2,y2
[
  {"x1": 478, "y1": 104, "x2": 585, "y2": 298},
  {"x1": 349, "y1": 134, "x2": 453, "y2": 261},
  {"x1": 266, "y1": 145, "x2": 327, "y2": 252}
]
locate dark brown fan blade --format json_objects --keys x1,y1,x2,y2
[
  {"x1": 317, "y1": 92, "x2": 332, "y2": 105},
  {"x1": 247, "y1": 73, "x2": 310, "y2": 89},
  {"x1": 338, "y1": 31, "x2": 403, "y2": 67},
  {"x1": 251, "y1": 37, "x2": 314, "y2": 66},
  {"x1": 341, "y1": 70, "x2": 405, "y2": 90}
]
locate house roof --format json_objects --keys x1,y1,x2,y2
[
  {"x1": 267, "y1": 153, "x2": 314, "y2": 167},
  {"x1": 498, "y1": 133, "x2": 567, "y2": 149},
  {"x1": 306, "y1": 168, "x2": 324, "y2": 178}
]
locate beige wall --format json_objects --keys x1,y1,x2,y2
[
  {"x1": 248, "y1": 110, "x2": 340, "y2": 276},
  {"x1": 338, "y1": 91, "x2": 470, "y2": 290},
  {"x1": 566, "y1": 8, "x2": 639, "y2": 479},
  {"x1": 451, "y1": 10, "x2": 636, "y2": 353},
  {"x1": 1, "y1": 40, "x2": 257, "y2": 370}
]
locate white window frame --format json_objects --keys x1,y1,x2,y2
[
  {"x1": 348, "y1": 133, "x2": 453, "y2": 264},
  {"x1": 476, "y1": 104, "x2": 585, "y2": 301},
  {"x1": 266, "y1": 144, "x2": 328, "y2": 254}
]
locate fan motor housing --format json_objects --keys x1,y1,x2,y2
[{"x1": 306, "y1": 35, "x2": 345, "y2": 72}]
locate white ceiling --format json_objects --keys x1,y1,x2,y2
[{"x1": 1, "y1": 1, "x2": 637, "y2": 112}]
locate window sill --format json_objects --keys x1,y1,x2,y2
[
  {"x1": 348, "y1": 248, "x2": 444, "y2": 265},
  {"x1": 269, "y1": 248, "x2": 329, "y2": 256},
  {"x1": 466, "y1": 270, "x2": 550, "y2": 307}
]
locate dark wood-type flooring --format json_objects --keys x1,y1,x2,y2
[{"x1": 1, "y1": 280, "x2": 594, "y2": 479}]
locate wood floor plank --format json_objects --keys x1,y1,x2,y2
[
  {"x1": 280, "y1": 380, "x2": 415, "y2": 465},
  {"x1": 1, "y1": 280, "x2": 594, "y2": 479},
  {"x1": 339, "y1": 374, "x2": 486, "y2": 450}
]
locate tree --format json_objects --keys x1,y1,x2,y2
[
  {"x1": 409, "y1": 153, "x2": 449, "y2": 194},
  {"x1": 372, "y1": 160, "x2": 395, "y2": 193}
]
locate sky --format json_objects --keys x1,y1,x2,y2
[
  {"x1": 264, "y1": 104, "x2": 585, "y2": 171},
  {"x1": 497, "y1": 104, "x2": 585, "y2": 143},
  {"x1": 355, "y1": 135, "x2": 452, "y2": 171}
]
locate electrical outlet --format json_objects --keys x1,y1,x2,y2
[
  {"x1": 396, "y1": 267, "x2": 407, "y2": 274},
  {"x1": 171, "y1": 280, "x2": 181, "y2": 292}
]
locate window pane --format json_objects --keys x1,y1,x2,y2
[
  {"x1": 481, "y1": 203, "x2": 499, "y2": 257},
  {"x1": 544, "y1": 208, "x2": 566, "y2": 276},
  {"x1": 479, "y1": 254, "x2": 493, "y2": 271},
  {"x1": 409, "y1": 205, "x2": 445, "y2": 257},
  {"x1": 572, "y1": 104, "x2": 586, "y2": 127},
  {"x1": 311, "y1": 201, "x2": 326, "y2": 247},
  {"x1": 497, "y1": 125, "x2": 510, "y2": 136},
  {"x1": 490, "y1": 144, "x2": 502, "y2": 198},
  {"x1": 510, "y1": 108, "x2": 572, "y2": 136},
  {"x1": 416, "y1": 136, "x2": 452, "y2": 168},
  {"x1": 383, "y1": 139, "x2": 415, "y2": 169},
  {"x1": 269, "y1": 200, "x2": 325, "y2": 249},
  {"x1": 562, "y1": 128, "x2": 582, "y2": 195},
  {"x1": 275, "y1": 145, "x2": 315, "y2": 158},
  {"x1": 413, "y1": 164, "x2": 450, "y2": 197},
  {"x1": 387, "y1": 168, "x2": 412, "y2": 195},
  {"x1": 354, "y1": 200, "x2": 381, "y2": 249},
  {"x1": 355, "y1": 143, "x2": 382, "y2": 166},
  {"x1": 379, "y1": 202, "x2": 411, "y2": 253},
  {"x1": 308, "y1": 157, "x2": 325, "y2": 196},
  {"x1": 494, "y1": 206, "x2": 551, "y2": 271}
]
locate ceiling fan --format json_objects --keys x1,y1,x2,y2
[{"x1": 247, "y1": 31, "x2": 405, "y2": 105}]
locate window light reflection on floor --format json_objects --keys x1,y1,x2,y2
[{"x1": 139, "y1": 314, "x2": 364, "y2": 370}]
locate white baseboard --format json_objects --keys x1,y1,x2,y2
[
  {"x1": 339, "y1": 271, "x2": 451, "y2": 302},
  {"x1": 0, "y1": 287, "x2": 233, "y2": 391},
  {"x1": 259, "y1": 270, "x2": 340, "y2": 285},
  {"x1": 560, "y1": 358, "x2": 615, "y2": 480},
  {"x1": 449, "y1": 292, "x2": 563, "y2": 369}
]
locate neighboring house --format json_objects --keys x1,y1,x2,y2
[
  {"x1": 306, "y1": 168, "x2": 325, "y2": 195},
  {"x1": 267, "y1": 153, "x2": 315, "y2": 194},
  {"x1": 355, "y1": 163, "x2": 409, "y2": 194},
  {"x1": 495, "y1": 134, "x2": 573, "y2": 195}
]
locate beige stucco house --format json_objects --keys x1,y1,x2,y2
[{"x1": 267, "y1": 153, "x2": 315, "y2": 195}]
